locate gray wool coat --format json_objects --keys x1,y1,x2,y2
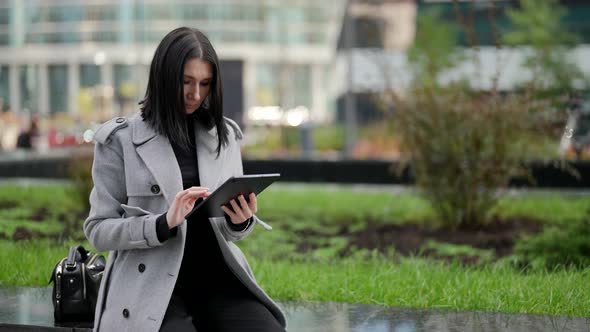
[{"x1": 84, "y1": 111, "x2": 287, "y2": 331}]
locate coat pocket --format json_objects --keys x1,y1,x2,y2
[
  {"x1": 120, "y1": 204, "x2": 151, "y2": 217},
  {"x1": 125, "y1": 181, "x2": 166, "y2": 213}
]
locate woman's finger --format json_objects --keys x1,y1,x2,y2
[
  {"x1": 186, "y1": 188, "x2": 209, "y2": 195},
  {"x1": 238, "y1": 195, "x2": 252, "y2": 218},
  {"x1": 186, "y1": 195, "x2": 201, "y2": 208},
  {"x1": 175, "y1": 189, "x2": 190, "y2": 200},
  {"x1": 182, "y1": 190, "x2": 209, "y2": 201},
  {"x1": 188, "y1": 186, "x2": 209, "y2": 191},
  {"x1": 248, "y1": 193, "x2": 257, "y2": 214},
  {"x1": 179, "y1": 187, "x2": 208, "y2": 200},
  {"x1": 221, "y1": 205, "x2": 236, "y2": 220},
  {"x1": 229, "y1": 199, "x2": 246, "y2": 221}
]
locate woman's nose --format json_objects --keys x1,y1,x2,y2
[
  {"x1": 187, "y1": 87, "x2": 200, "y2": 101},
  {"x1": 190, "y1": 89, "x2": 200, "y2": 101}
]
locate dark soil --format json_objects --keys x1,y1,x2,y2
[
  {"x1": 30, "y1": 207, "x2": 51, "y2": 222},
  {"x1": 10, "y1": 226, "x2": 86, "y2": 242},
  {"x1": 0, "y1": 200, "x2": 19, "y2": 209},
  {"x1": 12, "y1": 226, "x2": 38, "y2": 241},
  {"x1": 296, "y1": 217, "x2": 543, "y2": 264}
]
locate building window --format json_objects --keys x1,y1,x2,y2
[
  {"x1": 0, "y1": 8, "x2": 9, "y2": 25},
  {"x1": 0, "y1": 65, "x2": 9, "y2": 111},
  {"x1": 49, "y1": 65, "x2": 68, "y2": 113},
  {"x1": 354, "y1": 17, "x2": 384, "y2": 48},
  {"x1": 19, "y1": 65, "x2": 39, "y2": 113},
  {"x1": 114, "y1": 64, "x2": 138, "y2": 115},
  {"x1": 85, "y1": 5, "x2": 118, "y2": 21},
  {"x1": 92, "y1": 31, "x2": 117, "y2": 43},
  {"x1": 80, "y1": 64, "x2": 101, "y2": 88},
  {"x1": 255, "y1": 63, "x2": 280, "y2": 106},
  {"x1": 40, "y1": 5, "x2": 84, "y2": 22},
  {"x1": 292, "y1": 65, "x2": 311, "y2": 108}
]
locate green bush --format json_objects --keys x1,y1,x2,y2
[
  {"x1": 513, "y1": 219, "x2": 590, "y2": 270},
  {"x1": 391, "y1": 85, "x2": 539, "y2": 228}
]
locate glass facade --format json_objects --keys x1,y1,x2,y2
[{"x1": 0, "y1": 1, "x2": 340, "y2": 46}]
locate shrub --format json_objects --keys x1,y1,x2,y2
[
  {"x1": 513, "y1": 219, "x2": 590, "y2": 270},
  {"x1": 391, "y1": 85, "x2": 547, "y2": 228}
]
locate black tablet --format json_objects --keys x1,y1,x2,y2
[{"x1": 185, "y1": 173, "x2": 281, "y2": 219}]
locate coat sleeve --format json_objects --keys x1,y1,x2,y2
[
  {"x1": 214, "y1": 119, "x2": 258, "y2": 242},
  {"x1": 84, "y1": 139, "x2": 163, "y2": 252}
]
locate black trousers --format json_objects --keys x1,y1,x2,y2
[
  {"x1": 160, "y1": 291, "x2": 285, "y2": 332},
  {"x1": 160, "y1": 295, "x2": 196, "y2": 332}
]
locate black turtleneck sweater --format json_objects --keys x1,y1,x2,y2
[{"x1": 153, "y1": 116, "x2": 249, "y2": 295}]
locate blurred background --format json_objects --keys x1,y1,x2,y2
[{"x1": 0, "y1": 0, "x2": 589, "y2": 161}]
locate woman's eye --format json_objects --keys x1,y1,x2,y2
[
  {"x1": 201, "y1": 82, "x2": 210, "y2": 87},
  {"x1": 184, "y1": 81, "x2": 191, "y2": 84}
]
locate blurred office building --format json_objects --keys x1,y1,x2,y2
[{"x1": 0, "y1": 0, "x2": 353, "y2": 136}]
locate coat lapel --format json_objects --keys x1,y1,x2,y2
[
  {"x1": 130, "y1": 114, "x2": 226, "y2": 203},
  {"x1": 132, "y1": 116, "x2": 183, "y2": 207}
]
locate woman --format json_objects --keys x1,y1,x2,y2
[{"x1": 84, "y1": 27, "x2": 287, "y2": 332}]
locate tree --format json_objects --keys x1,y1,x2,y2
[
  {"x1": 407, "y1": 9, "x2": 462, "y2": 88},
  {"x1": 504, "y1": 0, "x2": 586, "y2": 92}
]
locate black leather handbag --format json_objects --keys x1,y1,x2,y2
[{"x1": 49, "y1": 245, "x2": 105, "y2": 323}]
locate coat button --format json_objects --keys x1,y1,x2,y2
[
  {"x1": 138, "y1": 263, "x2": 145, "y2": 273},
  {"x1": 116, "y1": 117, "x2": 125, "y2": 124},
  {"x1": 122, "y1": 308, "x2": 129, "y2": 318},
  {"x1": 150, "y1": 185, "x2": 160, "y2": 194}
]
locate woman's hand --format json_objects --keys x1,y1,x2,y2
[
  {"x1": 221, "y1": 192, "x2": 257, "y2": 224},
  {"x1": 166, "y1": 186, "x2": 210, "y2": 229}
]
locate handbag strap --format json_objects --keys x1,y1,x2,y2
[{"x1": 65, "y1": 245, "x2": 88, "y2": 271}]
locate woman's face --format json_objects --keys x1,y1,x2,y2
[{"x1": 183, "y1": 58, "x2": 213, "y2": 114}]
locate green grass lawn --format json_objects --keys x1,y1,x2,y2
[
  {"x1": 0, "y1": 239, "x2": 587, "y2": 317},
  {"x1": 251, "y1": 257, "x2": 590, "y2": 317},
  {"x1": 0, "y1": 183, "x2": 589, "y2": 317}
]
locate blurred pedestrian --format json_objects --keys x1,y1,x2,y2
[{"x1": 16, "y1": 116, "x2": 38, "y2": 150}]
